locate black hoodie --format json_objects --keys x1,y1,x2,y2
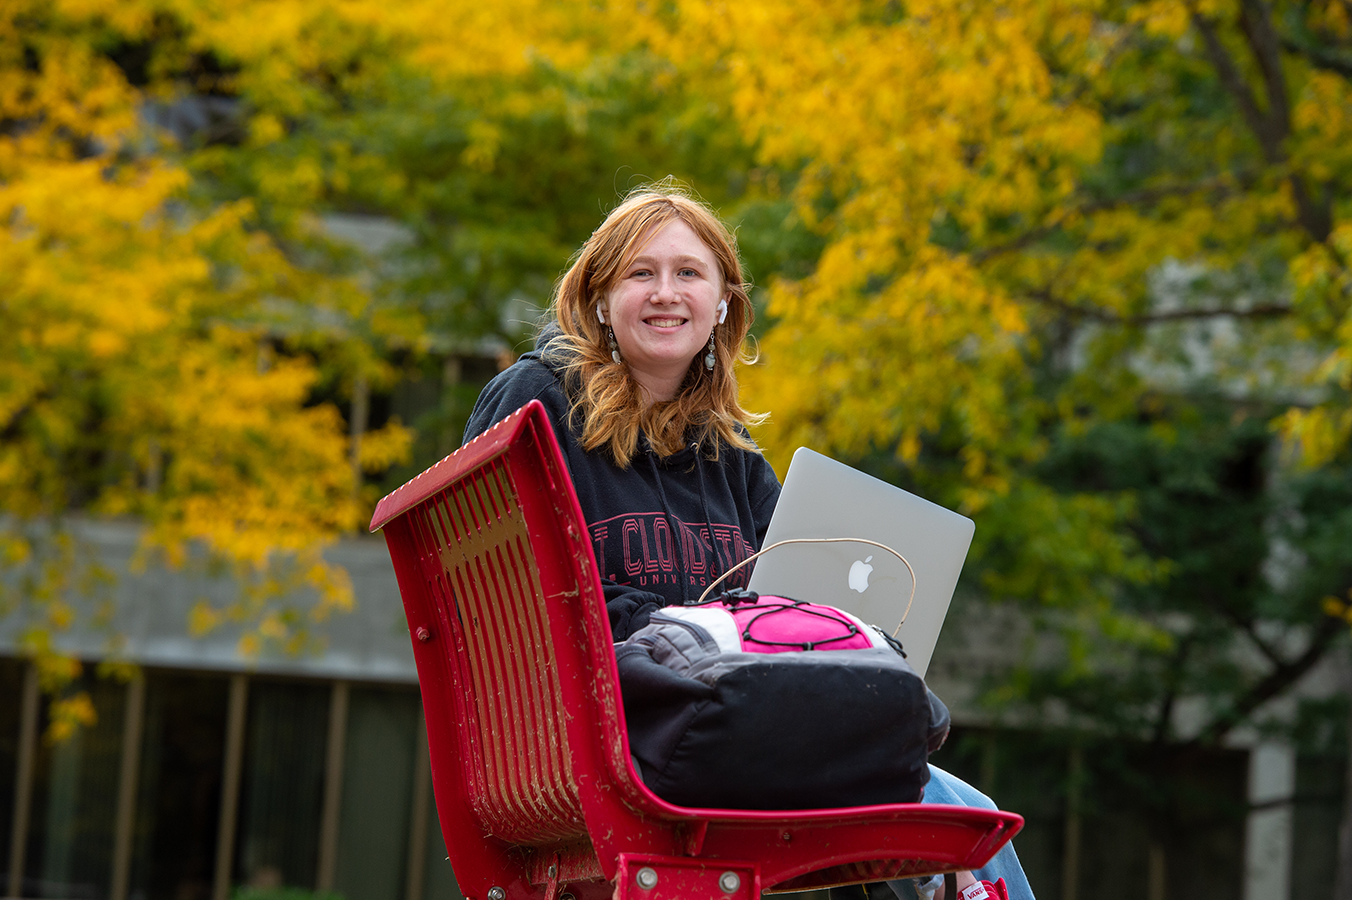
[{"x1": 463, "y1": 330, "x2": 782, "y2": 640}]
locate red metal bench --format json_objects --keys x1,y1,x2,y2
[{"x1": 370, "y1": 399, "x2": 1022, "y2": 900}]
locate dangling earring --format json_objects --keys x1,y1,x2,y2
[
  {"x1": 704, "y1": 331, "x2": 716, "y2": 371},
  {"x1": 607, "y1": 327, "x2": 622, "y2": 364}
]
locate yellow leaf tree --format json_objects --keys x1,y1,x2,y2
[
  {"x1": 620, "y1": 0, "x2": 1352, "y2": 878},
  {"x1": 628, "y1": 0, "x2": 1352, "y2": 828},
  {"x1": 2, "y1": 0, "x2": 761, "y2": 724},
  {"x1": 0, "y1": 0, "x2": 420, "y2": 702}
]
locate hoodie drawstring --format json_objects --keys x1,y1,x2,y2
[
  {"x1": 648, "y1": 442, "x2": 726, "y2": 606},
  {"x1": 692, "y1": 444, "x2": 729, "y2": 587},
  {"x1": 648, "y1": 453, "x2": 690, "y2": 606}
]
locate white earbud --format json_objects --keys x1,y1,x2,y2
[
  {"x1": 596, "y1": 304, "x2": 607, "y2": 325},
  {"x1": 716, "y1": 298, "x2": 728, "y2": 324}
]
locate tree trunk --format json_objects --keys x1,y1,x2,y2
[
  {"x1": 1147, "y1": 840, "x2": 1166, "y2": 900},
  {"x1": 1334, "y1": 685, "x2": 1352, "y2": 900},
  {"x1": 1062, "y1": 744, "x2": 1082, "y2": 900},
  {"x1": 350, "y1": 374, "x2": 370, "y2": 512}
]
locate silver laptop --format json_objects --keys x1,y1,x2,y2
[{"x1": 747, "y1": 447, "x2": 975, "y2": 677}]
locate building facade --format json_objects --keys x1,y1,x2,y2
[{"x1": 1, "y1": 518, "x2": 1347, "y2": 900}]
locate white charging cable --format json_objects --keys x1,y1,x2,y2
[{"x1": 695, "y1": 537, "x2": 917, "y2": 635}]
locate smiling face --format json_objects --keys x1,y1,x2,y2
[{"x1": 599, "y1": 218, "x2": 729, "y2": 404}]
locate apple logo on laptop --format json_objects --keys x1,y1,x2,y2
[{"x1": 848, "y1": 555, "x2": 874, "y2": 593}]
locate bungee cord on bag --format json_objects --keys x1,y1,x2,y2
[{"x1": 694, "y1": 537, "x2": 918, "y2": 636}]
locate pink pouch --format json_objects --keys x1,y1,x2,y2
[{"x1": 726, "y1": 597, "x2": 880, "y2": 653}]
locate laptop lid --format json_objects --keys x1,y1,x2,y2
[{"x1": 746, "y1": 447, "x2": 975, "y2": 677}]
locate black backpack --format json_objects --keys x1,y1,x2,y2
[{"x1": 615, "y1": 591, "x2": 950, "y2": 810}]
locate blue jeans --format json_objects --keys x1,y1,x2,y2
[{"x1": 885, "y1": 765, "x2": 1035, "y2": 900}]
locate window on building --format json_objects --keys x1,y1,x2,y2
[
  {"x1": 233, "y1": 680, "x2": 329, "y2": 890},
  {"x1": 128, "y1": 671, "x2": 229, "y2": 900},
  {"x1": 1, "y1": 658, "x2": 25, "y2": 891},
  {"x1": 23, "y1": 675, "x2": 126, "y2": 900},
  {"x1": 333, "y1": 687, "x2": 421, "y2": 900}
]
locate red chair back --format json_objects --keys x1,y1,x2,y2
[{"x1": 371, "y1": 400, "x2": 1023, "y2": 900}]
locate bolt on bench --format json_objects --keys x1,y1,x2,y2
[{"x1": 370, "y1": 400, "x2": 1022, "y2": 900}]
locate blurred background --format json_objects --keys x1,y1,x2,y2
[{"x1": 2, "y1": 1, "x2": 1352, "y2": 899}]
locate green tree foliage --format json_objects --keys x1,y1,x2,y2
[
  {"x1": 624, "y1": 1, "x2": 1352, "y2": 873},
  {"x1": 1031, "y1": 407, "x2": 1349, "y2": 738}
]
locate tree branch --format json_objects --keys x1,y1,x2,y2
[
  {"x1": 972, "y1": 175, "x2": 1252, "y2": 263},
  {"x1": 1191, "y1": 611, "x2": 1346, "y2": 747},
  {"x1": 1152, "y1": 633, "x2": 1195, "y2": 746},
  {"x1": 1244, "y1": 0, "x2": 1334, "y2": 240},
  {"x1": 1238, "y1": 617, "x2": 1287, "y2": 667},
  {"x1": 1279, "y1": 33, "x2": 1352, "y2": 78},
  {"x1": 1191, "y1": 8, "x2": 1280, "y2": 160},
  {"x1": 1025, "y1": 288, "x2": 1293, "y2": 326},
  {"x1": 1239, "y1": 0, "x2": 1292, "y2": 140},
  {"x1": 1207, "y1": 592, "x2": 1287, "y2": 666},
  {"x1": 1153, "y1": 684, "x2": 1179, "y2": 747},
  {"x1": 1191, "y1": 1, "x2": 1333, "y2": 240}
]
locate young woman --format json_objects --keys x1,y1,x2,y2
[
  {"x1": 463, "y1": 184, "x2": 1035, "y2": 900},
  {"x1": 463, "y1": 185, "x2": 778, "y2": 639}
]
